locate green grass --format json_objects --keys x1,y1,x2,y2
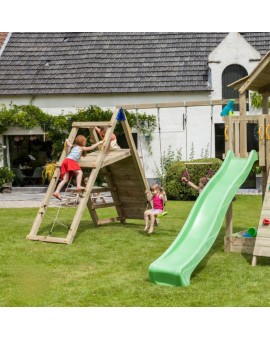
[{"x1": 1, "y1": 194, "x2": 270, "y2": 307}]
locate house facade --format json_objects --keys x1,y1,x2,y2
[{"x1": 0, "y1": 32, "x2": 270, "y2": 182}]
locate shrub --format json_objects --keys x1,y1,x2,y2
[
  {"x1": 0, "y1": 167, "x2": 15, "y2": 187},
  {"x1": 165, "y1": 158, "x2": 223, "y2": 200}
]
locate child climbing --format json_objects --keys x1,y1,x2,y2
[
  {"x1": 182, "y1": 176, "x2": 208, "y2": 193},
  {"x1": 53, "y1": 135, "x2": 104, "y2": 200},
  {"x1": 95, "y1": 126, "x2": 120, "y2": 151},
  {"x1": 144, "y1": 184, "x2": 166, "y2": 234}
]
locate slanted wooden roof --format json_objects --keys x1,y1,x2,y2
[
  {"x1": 1, "y1": 32, "x2": 270, "y2": 95},
  {"x1": 228, "y1": 50, "x2": 270, "y2": 94}
]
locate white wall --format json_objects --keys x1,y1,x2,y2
[{"x1": 0, "y1": 92, "x2": 216, "y2": 178}]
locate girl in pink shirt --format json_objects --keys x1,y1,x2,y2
[{"x1": 144, "y1": 184, "x2": 165, "y2": 234}]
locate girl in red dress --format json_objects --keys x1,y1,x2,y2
[{"x1": 53, "y1": 135, "x2": 103, "y2": 200}]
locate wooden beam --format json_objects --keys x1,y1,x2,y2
[
  {"x1": 239, "y1": 93, "x2": 247, "y2": 157},
  {"x1": 116, "y1": 99, "x2": 239, "y2": 110},
  {"x1": 98, "y1": 217, "x2": 122, "y2": 225},
  {"x1": 27, "y1": 235, "x2": 68, "y2": 244},
  {"x1": 72, "y1": 121, "x2": 112, "y2": 128},
  {"x1": 238, "y1": 51, "x2": 270, "y2": 94}
]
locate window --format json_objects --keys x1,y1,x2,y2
[{"x1": 222, "y1": 64, "x2": 248, "y2": 111}]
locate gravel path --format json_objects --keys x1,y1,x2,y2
[{"x1": 0, "y1": 192, "x2": 44, "y2": 208}]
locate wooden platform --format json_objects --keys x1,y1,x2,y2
[{"x1": 79, "y1": 149, "x2": 131, "y2": 168}]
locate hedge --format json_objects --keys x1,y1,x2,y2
[{"x1": 165, "y1": 158, "x2": 223, "y2": 201}]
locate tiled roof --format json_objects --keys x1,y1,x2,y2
[{"x1": 0, "y1": 32, "x2": 270, "y2": 95}]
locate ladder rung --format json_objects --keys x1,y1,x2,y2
[{"x1": 72, "y1": 121, "x2": 112, "y2": 128}]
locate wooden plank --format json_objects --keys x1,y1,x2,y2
[
  {"x1": 72, "y1": 121, "x2": 112, "y2": 128},
  {"x1": 253, "y1": 237, "x2": 270, "y2": 247},
  {"x1": 257, "y1": 227, "x2": 270, "y2": 238},
  {"x1": 91, "y1": 187, "x2": 114, "y2": 193},
  {"x1": 92, "y1": 202, "x2": 118, "y2": 209},
  {"x1": 234, "y1": 121, "x2": 240, "y2": 157},
  {"x1": 239, "y1": 93, "x2": 247, "y2": 157},
  {"x1": 184, "y1": 162, "x2": 213, "y2": 166},
  {"x1": 253, "y1": 246, "x2": 270, "y2": 257},
  {"x1": 117, "y1": 98, "x2": 239, "y2": 110},
  {"x1": 86, "y1": 199, "x2": 100, "y2": 227},
  {"x1": 26, "y1": 235, "x2": 68, "y2": 244},
  {"x1": 259, "y1": 115, "x2": 265, "y2": 166},
  {"x1": 98, "y1": 217, "x2": 123, "y2": 225},
  {"x1": 225, "y1": 244, "x2": 255, "y2": 254},
  {"x1": 229, "y1": 115, "x2": 263, "y2": 122},
  {"x1": 79, "y1": 150, "x2": 131, "y2": 168}
]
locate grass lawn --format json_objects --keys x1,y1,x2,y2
[{"x1": 1, "y1": 194, "x2": 270, "y2": 307}]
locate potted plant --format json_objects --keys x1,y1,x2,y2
[
  {"x1": 0, "y1": 167, "x2": 15, "y2": 193},
  {"x1": 252, "y1": 161, "x2": 262, "y2": 193}
]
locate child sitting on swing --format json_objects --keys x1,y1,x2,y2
[
  {"x1": 53, "y1": 135, "x2": 104, "y2": 200},
  {"x1": 144, "y1": 184, "x2": 166, "y2": 234}
]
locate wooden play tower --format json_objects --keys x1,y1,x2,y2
[
  {"x1": 27, "y1": 108, "x2": 150, "y2": 244},
  {"x1": 223, "y1": 50, "x2": 270, "y2": 266}
]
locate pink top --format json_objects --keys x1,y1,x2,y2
[{"x1": 152, "y1": 194, "x2": 164, "y2": 211}]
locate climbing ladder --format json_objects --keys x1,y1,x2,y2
[
  {"x1": 27, "y1": 108, "x2": 150, "y2": 244},
  {"x1": 252, "y1": 169, "x2": 270, "y2": 265}
]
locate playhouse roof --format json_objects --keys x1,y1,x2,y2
[
  {"x1": 228, "y1": 50, "x2": 270, "y2": 94},
  {"x1": 0, "y1": 32, "x2": 270, "y2": 95}
]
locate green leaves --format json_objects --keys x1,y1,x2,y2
[{"x1": 0, "y1": 167, "x2": 15, "y2": 187}]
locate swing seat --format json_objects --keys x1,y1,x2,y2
[{"x1": 156, "y1": 211, "x2": 168, "y2": 218}]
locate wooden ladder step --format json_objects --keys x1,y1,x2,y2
[{"x1": 26, "y1": 234, "x2": 69, "y2": 244}]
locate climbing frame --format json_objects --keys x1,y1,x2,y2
[{"x1": 27, "y1": 108, "x2": 150, "y2": 244}]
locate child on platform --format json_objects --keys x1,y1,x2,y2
[
  {"x1": 95, "y1": 126, "x2": 120, "y2": 151},
  {"x1": 182, "y1": 176, "x2": 208, "y2": 193},
  {"x1": 53, "y1": 135, "x2": 103, "y2": 200},
  {"x1": 144, "y1": 184, "x2": 165, "y2": 234}
]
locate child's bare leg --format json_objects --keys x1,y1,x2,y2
[
  {"x1": 144, "y1": 210, "x2": 151, "y2": 231},
  {"x1": 53, "y1": 173, "x2": 69, "y2": 200},
  {"x1": 148, "y1": 213, "x2": 156, "y2": 234},
  {"x1": 75, "y1": 170, "x2": 84, "y2": 190}
]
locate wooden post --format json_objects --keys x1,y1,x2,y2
[
  {"x1": 225, "y1": 203, "x2": 233, "y2": 252},
  {"x1": 239, "y1": 92, "x2": 247, "y2": 157},
  {"x1": 262, "y1": 93, "x2": 270, "y2": 200}
]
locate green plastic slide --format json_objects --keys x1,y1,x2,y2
[{"x1": 148, "y1": 150, "x2": 258, "y2": 287}]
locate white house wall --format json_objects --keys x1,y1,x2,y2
[{"x1": 0, "y1": 92, "x2": 221, "y2": 179}]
